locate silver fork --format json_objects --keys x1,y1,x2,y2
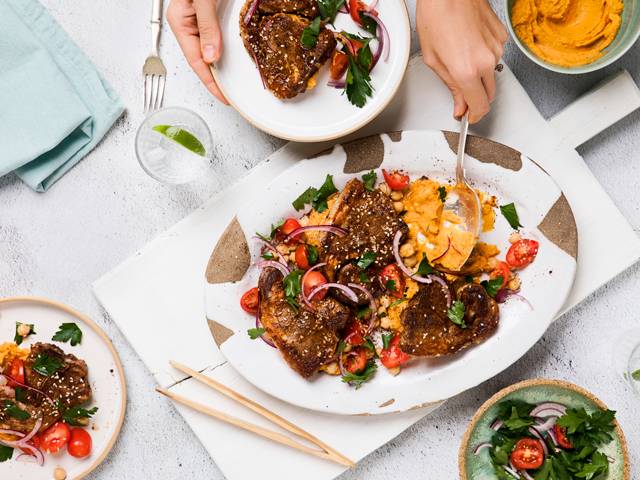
[{"x1": 143, "y1": 0, "x2": 166, "y2": 112}]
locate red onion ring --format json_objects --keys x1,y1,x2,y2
[
  {"x1": 20, "y1": 417, "x2": 42, "y2": 444},
  {"x1": 520, "y1": 470, "x2": 534, "y2": 480},
  {"x1": 254, "y1": 237, "x2": 288, "y2": 266},
  {"x1": 16, "y1": 443, "x2": 44, "y2": 466},
  {"x1": 302, "y1": 262, "x2": 327, "y2": 309},
  {"x1": 257, "y1": 260, "x2": 290, "y2": 277},
  {"x1": 250, "y1": 49, "x2": 267, "y2": 89},
  {"x1": 0, "y1": 434, "x2": 25, "y2": 448},
  {"x1": 347, "y1": 283, "x2": 377, "y2": 332},
  {"x1": 531, "y1": 402, "x2": 566, "y2": 418},
  {"x1": 473, "y1": 442, "x2": 492, "y2": 455},
  {"x1": 490, "y1": 418, "x2": 504, "y2": 431},
  {"x1": 308, "y1": 283, "x2": 358, "y2": 303},
  {"x1": 534, "y1": 416, "x2": 558, "y2": 432},
  {"x1": 361, "y1": 12, "x2": 389, "y2": 69},
  {"x1": 284, "y1": 225, "x2": 347, "y2": 244},
  {"x1": 547, "y1": 427, "x2": 560, "y2": 450},
  {"x1": 328, "y1": 78, "x2": 346, "y2": 89},
  {"x1": 255, "y1": 314, "x2": 276, "y2": 348},
  {"x1": 503, "y1": 465, "x2": 520, "y2": 478},
  {"x1": 243, "y1": 0, "x2": 261, "y2": 25},
  {"x1": 0, "y1": 377, "x2": 54, "y2": 406},
  {"x1": 366, "y1": 0, "x2": 378, "y2": 11},
  {"x1": 528, "y1": 427, "x2": 549, "y2": 456},
  {"x1": 334, "y1": 32, "x2": 358, "y2": 56},
  {"x1": 392, "y1": 231, "x2": 452, "y2": 307},
  {"x1": 496, "y1": 289, "x2": 533, "y2": 309},
  {"x1": 338, "y1": 349, "x2": 349, "y2": 377}
]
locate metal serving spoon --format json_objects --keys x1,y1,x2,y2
[{"x1": 442, "y1": 112, "x2": 482, "y2": 270}]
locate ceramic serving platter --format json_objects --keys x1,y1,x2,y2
[
  {"x1": 212, "y1": 0, "x2": 411, "y2": 142},
  {"x1": 0, "y1": 297, "x2": 126, "y2": 480},
  {"x1": 459, "y1": 379, "x2": 630, "y2": 479},
  {"x1": 204, "y1": 130, "x2": 578, "y2": 415}
]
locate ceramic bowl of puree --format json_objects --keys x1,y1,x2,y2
[{"x1": 505, "y1": 0, "x2": 640, "y2": 74}]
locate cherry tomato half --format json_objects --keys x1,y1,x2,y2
[
  {"x1": 303, "y1": 271, "x2": 328, "y2": 300},
  {"x1": 380, "y1": 264, "x2": 405, "y2": 298},
  {"x1": 330, "y1": 51, "x2": 349, "y2": 80},
  {"x1": 240, "y1": 287, "x2": 260, "y2": 315},
  {"x1": 506, "y1": 239, "x2": 539, "y2": 269},
  {"x1": 380, "y1": 335, "x2": 410, "y2": 369},
  {"x1": 348, "y1": 0, "x2": 366, "y2": 24},
  {"x1": 40, "y1": 422, "x2": 71, "y2": 454},
  {"x1": 382, "y1": 169, "x2": 410, "y2": 191},
  {"x1": 279, "y1": 218, "x2": 302, "y2": 244},
  {"x1": 7, "y1": 358, "x2": 25, "y2": 387},
  {"x1": 490, "y1": 261, "x2": 511, "y2": 290},
  {"x1": 67, "y1": 428, "x2": 93, "y2": 459},
  {"x1": 344, "y1": 320, "x2": 365, "y2": 346},
  {"x1": 344, "y1": 348, "x2": 367, "y2": 373},
  {"x1": 294, "y1": 244, "x2": 315, "y2": 270},
  {"x1": 553, "y1": 424, "x2": 573, "y2": 449},
  {"x1": 510, "y1": 438, "x2": 545, "y2": 470}
]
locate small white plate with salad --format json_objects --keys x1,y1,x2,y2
[{"x1": 213, "y1": 0, "x2": 411, "y2": 142}]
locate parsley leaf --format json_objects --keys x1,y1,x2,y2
[
  {"x1": 388, "y1": 297, "x2": 407, "y2": 308},
  {"x1": 362, "y1": 170, "x2": 377, "y2": 191},
  {"x1": 575, "y1": 451, "x2": 609, "y2": 480},
  {"x1": 346, "y1": 55, "x2": 373, "y2": 108},
  {"x1": 357, "y1": 40, "x2": 373, "y2": 71},
  {"x1": 362, "y1": 338, "x2": 375, "y2": 353},
  {"x1": 385, "y1": 279, "x2": 396, "y2": 292},
  {"x1": 356, "y1": 251, "x2": 376, "y2": 270},
  {"x1": 0, "y1": 445, "x2": 13, "y2": 463},
  {"x1": 63, "y1": 406, "x2": 98, "y2": 426},
  {"x1": 341, "y1": 360, "x2": 377, "y2": 389},
  {"x1": 14, "y1": 322, "x2": 35, "y2": 346},
  {"x1": 306, "y1": 244, "x2": 319, "y2": 265},
  {"x1": 283, "y1": 269, "x2": 304, "y2": 311},
  {"x1": 301, "y1": 16, "x2": 321, "y2": 48},
  {"x1": 261, "y1": 251, "x2": 275, "y2": 260},
  {"x1": 382, "y1": 332, "x2": 394, "y2": 350},
  {"x1": 317, "y1": 0, "x2": 344, "y2": 22},
  {"x1": 358, "y1": 271, "x2": 370, "y2": 283},
  {"x1": 558, "y1": 408, "x2": 616, "y2": 447},
  {"x1": 481, "y1": 276, "x2": 503, "y2": 298},
  {"x1": 14, "y1": 387, "x2": 26, "y2": 403},
  {"x1": 438, "y1": 186, "x2": 447, "y2": 202},
  {"x1": 247, "y1": 327, "x2": 266, "y2": 340},
  {"x1": 356, "y1": 307, "x2": 372, "y2": 319},
  {"x1": 500, "y1": 203, "x2": 523, "y2": 230},
  {"x1": 2, "y1": 400, "x2": 31, "y2": 421},
  {"x1": 359, "y1": 12, "x2": 377, "y2": 35},
  {"x1": 313, "y1": 175, "x2": 339, "y2": 212},
  {"x1": 52, "y1": 322, "x2": 83, "y2": 346},
  {"x1": 32, "y1": 353, "x2": 63, "y2": 377},
  {"x1": 292, "y1": 187, "x2": 317, "y2": 211},
  {"x1": 447, "y1": 300, "x2": 466, "y2": 328},
  {"x1": 416, "y1": 254, "x2": 435, "y2": 276},
  {"x1": 503, "y1": 406, "x2": 534, "y2": 431},
  {"x1": 632, "y1": 369, "x2": 640, "y2": 381}
]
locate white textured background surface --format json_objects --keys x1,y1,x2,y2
[{"x1": 1, "y1": 0, "x2": 639, "y2": 478}]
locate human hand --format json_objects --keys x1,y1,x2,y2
[
  {"x1": 167, "y1": 0, "x2": 228, "y2": 104},
  {"x1": 416, "y1": 0, "x2": 508, "y2": 123}
]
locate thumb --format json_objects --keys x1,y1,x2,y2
[
  {"x1": 194, "y1": 0, "x2": 223, "y2": 63},
  {"x1": 452, "y1": 90, "x2": 467, "y2": 120}
]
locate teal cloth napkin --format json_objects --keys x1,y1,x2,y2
[{"x1": 0, "y1": 0, "x2": 124, "y2": 192}]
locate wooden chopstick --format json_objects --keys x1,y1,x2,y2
[
  {"x1": 156, "y1": 387, "x2": 352, "y2": 467},
  {"x1": 169, "y1": 360, "x2": 355, "y2": 467}
]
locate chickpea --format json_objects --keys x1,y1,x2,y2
[
  {"x1": 379, "y1": 296, "x2": 390, "y2": 309},
  {"x1": 323, "y1": 362, "x2": 340, "y2": 375},
  {"x1": 378, "y1": 183, "x2": 391, "y2": 195},
  {"x1": 403, "y1": 255, "x2": 418, "y2": 268},
  {"x1": 0, "y1": 376, "x2": 7, "y2": 387},
  {"x1": 390, "y1": 190, "x2": 404, "y2": 201},
  {"x1": 54, "y1": 467, "x2": 67, "y2": 480},
  {"x1": 387, "y1": 367, "x2": 401, "y2": 376},
  {"x1": 508, "y1": 275, "x2": 522, "y2": 291},
  {"x1": 509, "y1": 232, "x2": 522, "y2": 244},
  {"x1": 393, "y1": 201, "x2": 404, "y2": 213},
  {"x1": 380, "y1": 316, "x2": 392, "y2": 329},
  {"x1": 17, "y1": 323, "x2": 31, "y2": 337},
  {"x1": 399, "y1": 243, "x2": 415, "y2": 258}
]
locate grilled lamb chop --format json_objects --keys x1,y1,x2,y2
[
  {"x1": 0, "y1": 343, "x2": 92, "y2": 434},
  {"x1": 240, "y1": 0, "x2": 336, "y2": 99},
  {"x1": 258, "y1": 267, "x2": 350, "y2": 378},
  {"x1": 399, "y1": 282, "x2": 499, "y2": 356}
]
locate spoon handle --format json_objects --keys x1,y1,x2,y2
[{"x1": 456, "y1": 112, "x2": 470, "y2": 185}]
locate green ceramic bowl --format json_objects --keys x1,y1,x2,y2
[
  {"x1": 459, "y1": 379, "x2": 630, "y2": 480},
  {"x1": 505, "y1": 0, "x2": 640, "y2": 74}
]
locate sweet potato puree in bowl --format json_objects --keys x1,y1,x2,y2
[{"x1": 506, "y1": 0, "x2": 640, "y2": 73}]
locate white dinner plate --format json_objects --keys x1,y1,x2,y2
[
  {"x1": 213, "y1": 0, "x2": 411, "y2": 142},
  {"x1": 204, "y1": 130, "x2": 578, "y2": 415},
  {"x1": 0, "y1": 297, "x2": 126, "y2": 479}
]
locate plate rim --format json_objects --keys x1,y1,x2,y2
[
  {"x1": 0, "y1": 296, "x2": 127, "y2": 480},
  {"x1": 210, "y1": 0, "x2": 412, "y2": 142},
  {"x1": 457, "y1": 378, "x2": 630, "y2": 480}
]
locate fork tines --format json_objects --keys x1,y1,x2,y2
[{"x1": 143, "y1": 55, "x2": 167, "y2": 112}]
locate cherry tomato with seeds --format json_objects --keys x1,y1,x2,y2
[
  {"x1": 7, "y1": 358, "x2": 25, "y2": 387},
  {"x1": 510, "y1": 438, "x2": 545, "y2": 470},
  {"x1": 382, "y1": 169, "x2": 410, "y2": 191},
  {"x1": 553, "y1": 424, "x2": 573, "y2": 449},
  {"x1": 380, "y1": 335, "x2": 410, "y2": 369},
  {"x1": 303, "y1": 271, "x2": 328, "y2": 300},
  {"x1": 490, "y1": 261, "x2": 511, "y2": 289},
  {"x1": 40, "y1": 422, "x2": 71, "y2": 454},
  {"x1": 506, "y1": 239, "x2": 539, "y2": 269},
  {"x1": 344, "y1": 320, "x2": 365, "y2": 346},
  {"x1": 330, "y1": 51, "x2": 349, "y2": 80},
  {"x1": 240, "y1": 287, "x2": 260, "y2": 315},
  {"x1": 344, "y1": 348, "x2": 367, "y2": 374},
  {"x1": 294, "y1": 244, "x2": 315, "y2": 270},
  {"x1": 380, "y1": 264, "x2": 405, "y2": 298},
  {"x1": 67, "y1": 428, "x2": 93, "y2": 459},
  {"x1": 279, "y1": 218, "x2": 302, "y2": 244}
]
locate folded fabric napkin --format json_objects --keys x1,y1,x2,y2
[{"x1": 0, "y1": 0, "x2": 124, "y2": 192}]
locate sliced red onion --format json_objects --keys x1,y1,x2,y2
[
  {"x1": 328, "y1": 78, "x2": 346, "y2": 89},
  {"x1": 392, "y1": 231, "x2": 452, "y2": 307},
  {"x1": 496, "y1": 288, "x2": 533, "y2": 309},
  {"x1": 531, "y1": 402, "x2": 566, "y2": 418},
  {"x1": 254, "y1": 237, "x2": 288, "y2": 266},
  {"x1": 284, "y1": 225, "x2": 347, "y2": 244},
  {"x1": 257, "y1": 260, "x2": 290, "y2": 277},
  {"x1": 0, "y1": 374, "x2": 7, "y2": 386},
  {"x1": 0, "y1": 433, "x2": 26, "y2": 448},
  {"x1": 528, "y1": 427, "x2": 549, "y2": 456},
  {"x1": 338, "y1": 3, "x2": 349, "y2": 13},
  {"x1": 21, "y1": 417, "x2": 42, "y2": 444},
  {"x1": 535, "y1": 416, "x2": 558, "y2": 432},
  {"x1": 17, "y1": 444, "x2": 44, "y2": 466},
  {"x1": 16, "y1": 453, "x2": 38, "y2": 463},
  {"x1": 348, "y1": 283, "x2": 377, "y2": 332},
  {"x1": 503, "y1": 465, "x2": 521, "y2": 479},
  {"x1": 302, "y1": 262, "x2": 327, "y2": 309},
  {"x1": 0, "y1": 376, "x2": 54, "y2": 406},
  {"x1": 473, "y1": 442, "x2": 492, "y2": 455},
  {"x1": 361, "y1": 12, "x2": 389, "y2": 68},
  {"x1": 547, "y1": 427, "x2": 560, "y2": 449},
  {"x1": 338, "y1": 349, "x2": 349, "y2": 377},
  {"x1": 520, "y1": 471, "x2": 534, "y2": 480},
  {"x1": 243, "y1": 0, "x2": 261, "y2": 25},
  {"x1": 334, "y1": 32, "x2": 358, "y2": 56},
  {"x1": 255, "y1": 314, "x2": 276, "y2": 348},
  {"x1": 490, "y1": 418, "x2": 504, "y2": 431},
  {"x1": 308, "y1": 283, "x2": 358, "y2": 303},
  {"x1": 366, "y1": 0, "x2": 378, "y2": 11},
  {"x1": 250, "y1": 49, "x2": 267, "y2": 89}
]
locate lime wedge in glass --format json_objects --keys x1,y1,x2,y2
[{"x1": 152, "y1": 125, "x2": 207, "y2": 157}]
